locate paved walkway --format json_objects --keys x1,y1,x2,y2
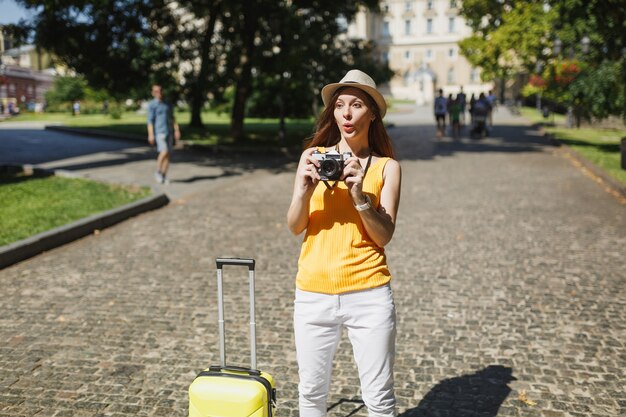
[{"x1": 1, "y1": 108, "x2": 625, "y2": 417}]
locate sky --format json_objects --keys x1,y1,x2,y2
[{"x1": 0, "y1": 0, "x2": 32, "y2": 25}]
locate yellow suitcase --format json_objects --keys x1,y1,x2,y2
[{"x1": 189, "y1": 258, "x2": 276, "y2": 417}]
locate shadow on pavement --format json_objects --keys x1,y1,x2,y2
[
  {"x1": 34, "y1": 146, "x2": 296, "y2": 181},
  {"x1": 0, "y1": 128, "x2": 145, "y2": 165},
  {"x1": 172, "y1": 170, "x2": 242, "y2": 183},
  {"x1": 0, "y1": 166, "x2": 54, "y2": 186},
  {"x1": 1, "y1": 119, "x2": 554, "y2": 180},
  {"x1": 392, "y1": 123, "x2": 556, "y2": 162},
  {"x1": 46, "y1": 150, "x2": 154, "y2": 171},
  {"x1": 327, "y1": 398, "x2": 366, "y2": 416},
  {"x1": 0, "y1": 128, "x2": 296, "y2": 175},
  {"x1": 398, "y1": 365, "x2": 515, "y2": 417}
]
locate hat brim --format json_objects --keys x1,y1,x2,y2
[{"x1": 321, "y1": 82, "x2": 387, "y2": 118}]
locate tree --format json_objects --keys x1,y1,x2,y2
[
  {"x1": 16, "y1": 0, "x2": 178, "y2": 101},
  {"x1": 549, "y1": 0, "x2": 626, "y2": 121},
  {"x1": 1, "y1": 23, "x2": 31, "y2": 48},
  {"x1": 569, "y1": 61, "x2": 624, "y2": 120},
  {"x1": 18, "y1": 0, "x2": 392, "y2": 136},
  {"x1": 459, "y1": 0, "x2": 626, "y2": 121},
  {"x1": 459, "y1": 1, "x2": 555, "y2": 101},
  {"x1": 229, "y1": 0, "x2": 389, "y2": 140},
  {"x1": 44, "y1": 76, "x2": 86, "y2": 105}
]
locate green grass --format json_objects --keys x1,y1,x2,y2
[
  {"x1": 8, "y1": 110, "x2": 316, "y2": 149},
  {"x1": 519, "y1": 106, "x2": 567, "y2": 126},
  {"x1": 0, "y1": 173, "x2": 151, "y2": 246},
  {"x1": 520, "y1": 107, "x2": 626, "y2": 186}
]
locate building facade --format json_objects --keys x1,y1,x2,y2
[
  {"x1": 348, "y1": 0, "x2": 493, "y2": 104},
  {"x1": 0, "y1": 28, "x2": 55, "y2": 113}
]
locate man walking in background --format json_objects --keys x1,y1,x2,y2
[
  {"x1": 486, "y1": 89, "x2": 497, "y2": 128},
  {"x1": 434, "y1": 89, "x2": 448, "y2": 138},
  {"x1": 147, "y1": 84, "x2": 180, "y2": 184},
  {"x1": 457, "y1": 86, "x2": 467, "y2": 126}
]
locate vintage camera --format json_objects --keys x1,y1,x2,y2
[{"x1": 312, "y1": 150, "x2": 352, "y2": 181}]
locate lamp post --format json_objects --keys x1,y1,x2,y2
[
  {"x1": 553, "y1": 37, "x2": 562, "y2": 56},
  {"x1": 581, "y1": 36, "x2": 590, "y2": 55},
  {"x1": 535, "y1": 61, "x2": 543, "y2": 112}
]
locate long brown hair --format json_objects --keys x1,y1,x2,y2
[{"x1": 306, "y1": 87, "x2": 395, "y2": 158}]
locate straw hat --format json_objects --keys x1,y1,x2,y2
[{"x1": 321, "y1": 69, "x2": 387, "y2": 118}]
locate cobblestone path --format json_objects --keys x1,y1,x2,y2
[{"x1": 1, "y1": 108, "x2": 624, "y2": 416}]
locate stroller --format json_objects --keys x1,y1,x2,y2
[{"x1": 470, "y1": 101, "x2": 489, "y2": 139}]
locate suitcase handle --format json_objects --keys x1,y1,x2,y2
[
  {"x1": 215, "y1": 257, "x2": 257, "y2": 369},
  {"x1": 208, "y1": 365, "x2": 261, "y2": 376},
  {"x1": 216, "y1": 258, "x2": 255, "y2": 269}
]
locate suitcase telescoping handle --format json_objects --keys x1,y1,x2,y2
[{"x1": 215, "y1": 258, "x2": 257, "y2": 370}]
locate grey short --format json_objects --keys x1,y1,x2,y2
[{"x1": 155, "y1": 132, "x2": 173, "y2": 153}]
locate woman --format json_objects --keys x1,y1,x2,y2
[{"x1": 287, "y1": 69, "x2": 402, "y2": 417}]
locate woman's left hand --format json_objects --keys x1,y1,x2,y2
[{"x1": 342, "y1": 156, "x2": 367, "y2": 204}]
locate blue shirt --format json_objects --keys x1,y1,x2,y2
[{"x1": 147, "y1": 99, "x2": 174, "y2": 135}]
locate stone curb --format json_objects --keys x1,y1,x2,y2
[
  {"x1": 522, "y1": 118, "x2": 626, "y2": 202},
  {"x1": 551, "y1": 137, "x2": 626, "y2": 200},
  {"x1": 0, "y1": 166, "x2": 169, "y2": 269}
]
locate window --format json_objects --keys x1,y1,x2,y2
[
  {"x1": 382, "y1": 21, "x2": 390, "y2": 37},
  {"x1": 405, "y1": 50, "x2": 412, "y2": 61},
  {"x1": 448, "y1": 48, "x2": 455, "y2": 58},
  {"x1": 405, "y1": 20, "x2": 412, "y2": 35},
  {"x1": 382, "y1": 3, "x2": 389, "y2": 13},
  {"x1": 448, "y1": 17, "x2": 455, "y2": 33},
  {"x1": 450, "y1": 0, "x2": 457, "y2": 8},
  {"x1": 426, "y1": 18, "x2": 433, "y2": 33},
  {"x1": 426, "y1": 49, "x2": 433, "y2": 60},
  {"x1": 405, "y1": 1, "x2": 412, "y2": 11},
  {"x1": 447, "y1": 67, "x2": 455, "y2": 83},
  {"x1": 427, "y1": 0, "x2": 434, "y2": 10},
  {"x1": 470, "y1": 68, "x2": 479, "y2": 83},
  {"x1": 404, "y1": 71, "x2": 412, "y2": 85}
]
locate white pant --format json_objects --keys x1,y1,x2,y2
[{"x1": 294, "y1": 285, "x2": 397, "y2": 417}]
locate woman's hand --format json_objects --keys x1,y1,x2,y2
[
  {"x1": 344, "y1": 158, "x2": 402, "y2": 248},
  {"x1": 342, "y1": 156, "x2": 368, "y2": 205},
  {"x1": 294, "y1": 148, "x2": 321, "y2": 198}
]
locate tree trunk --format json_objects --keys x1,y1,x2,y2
[
  {"x1": 230, "y1": 6, "x2": 259, "y2": 141},
  {"x1": 189, "y1": 2, "x2": 221, "y2": 128},
  {"x1": 278, "y1": 92, "x2": 286, "y2": 141},
  {"x1": 622, "y1": 57, "x2": 626, "y2": 124}
]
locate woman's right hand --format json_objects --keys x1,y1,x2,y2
[{"x1": 294, "y1": 148, "x2": 321, "y2": 198}]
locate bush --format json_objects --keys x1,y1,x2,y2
[{"x1": 109, "y1": 102, "x2": 123, "y2": 119}]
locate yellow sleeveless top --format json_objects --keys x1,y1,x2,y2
[{"x1": 296, "y1": 156, "x2": 392, "y2": 294}]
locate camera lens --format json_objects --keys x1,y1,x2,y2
[{"x1": 320, "y1": 159, "x2": 340, "y2": 178}]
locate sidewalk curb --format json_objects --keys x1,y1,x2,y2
[
  {"x1": 0, "y1": 166, "x2": 169, "y2": 269},
  {"x1": 516, "y1": 114, "x2": 626, "y2": 203},
  {"x1": 537, "y1": 129, "x2": 626, "y2": 202}
]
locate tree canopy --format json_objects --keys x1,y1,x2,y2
[
  {"x1": 16, "y1": 0, "x2": 391, "y2": 137},
  {"x1": 459, "y1": 0, "x2": 626, "y2": 121}
]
